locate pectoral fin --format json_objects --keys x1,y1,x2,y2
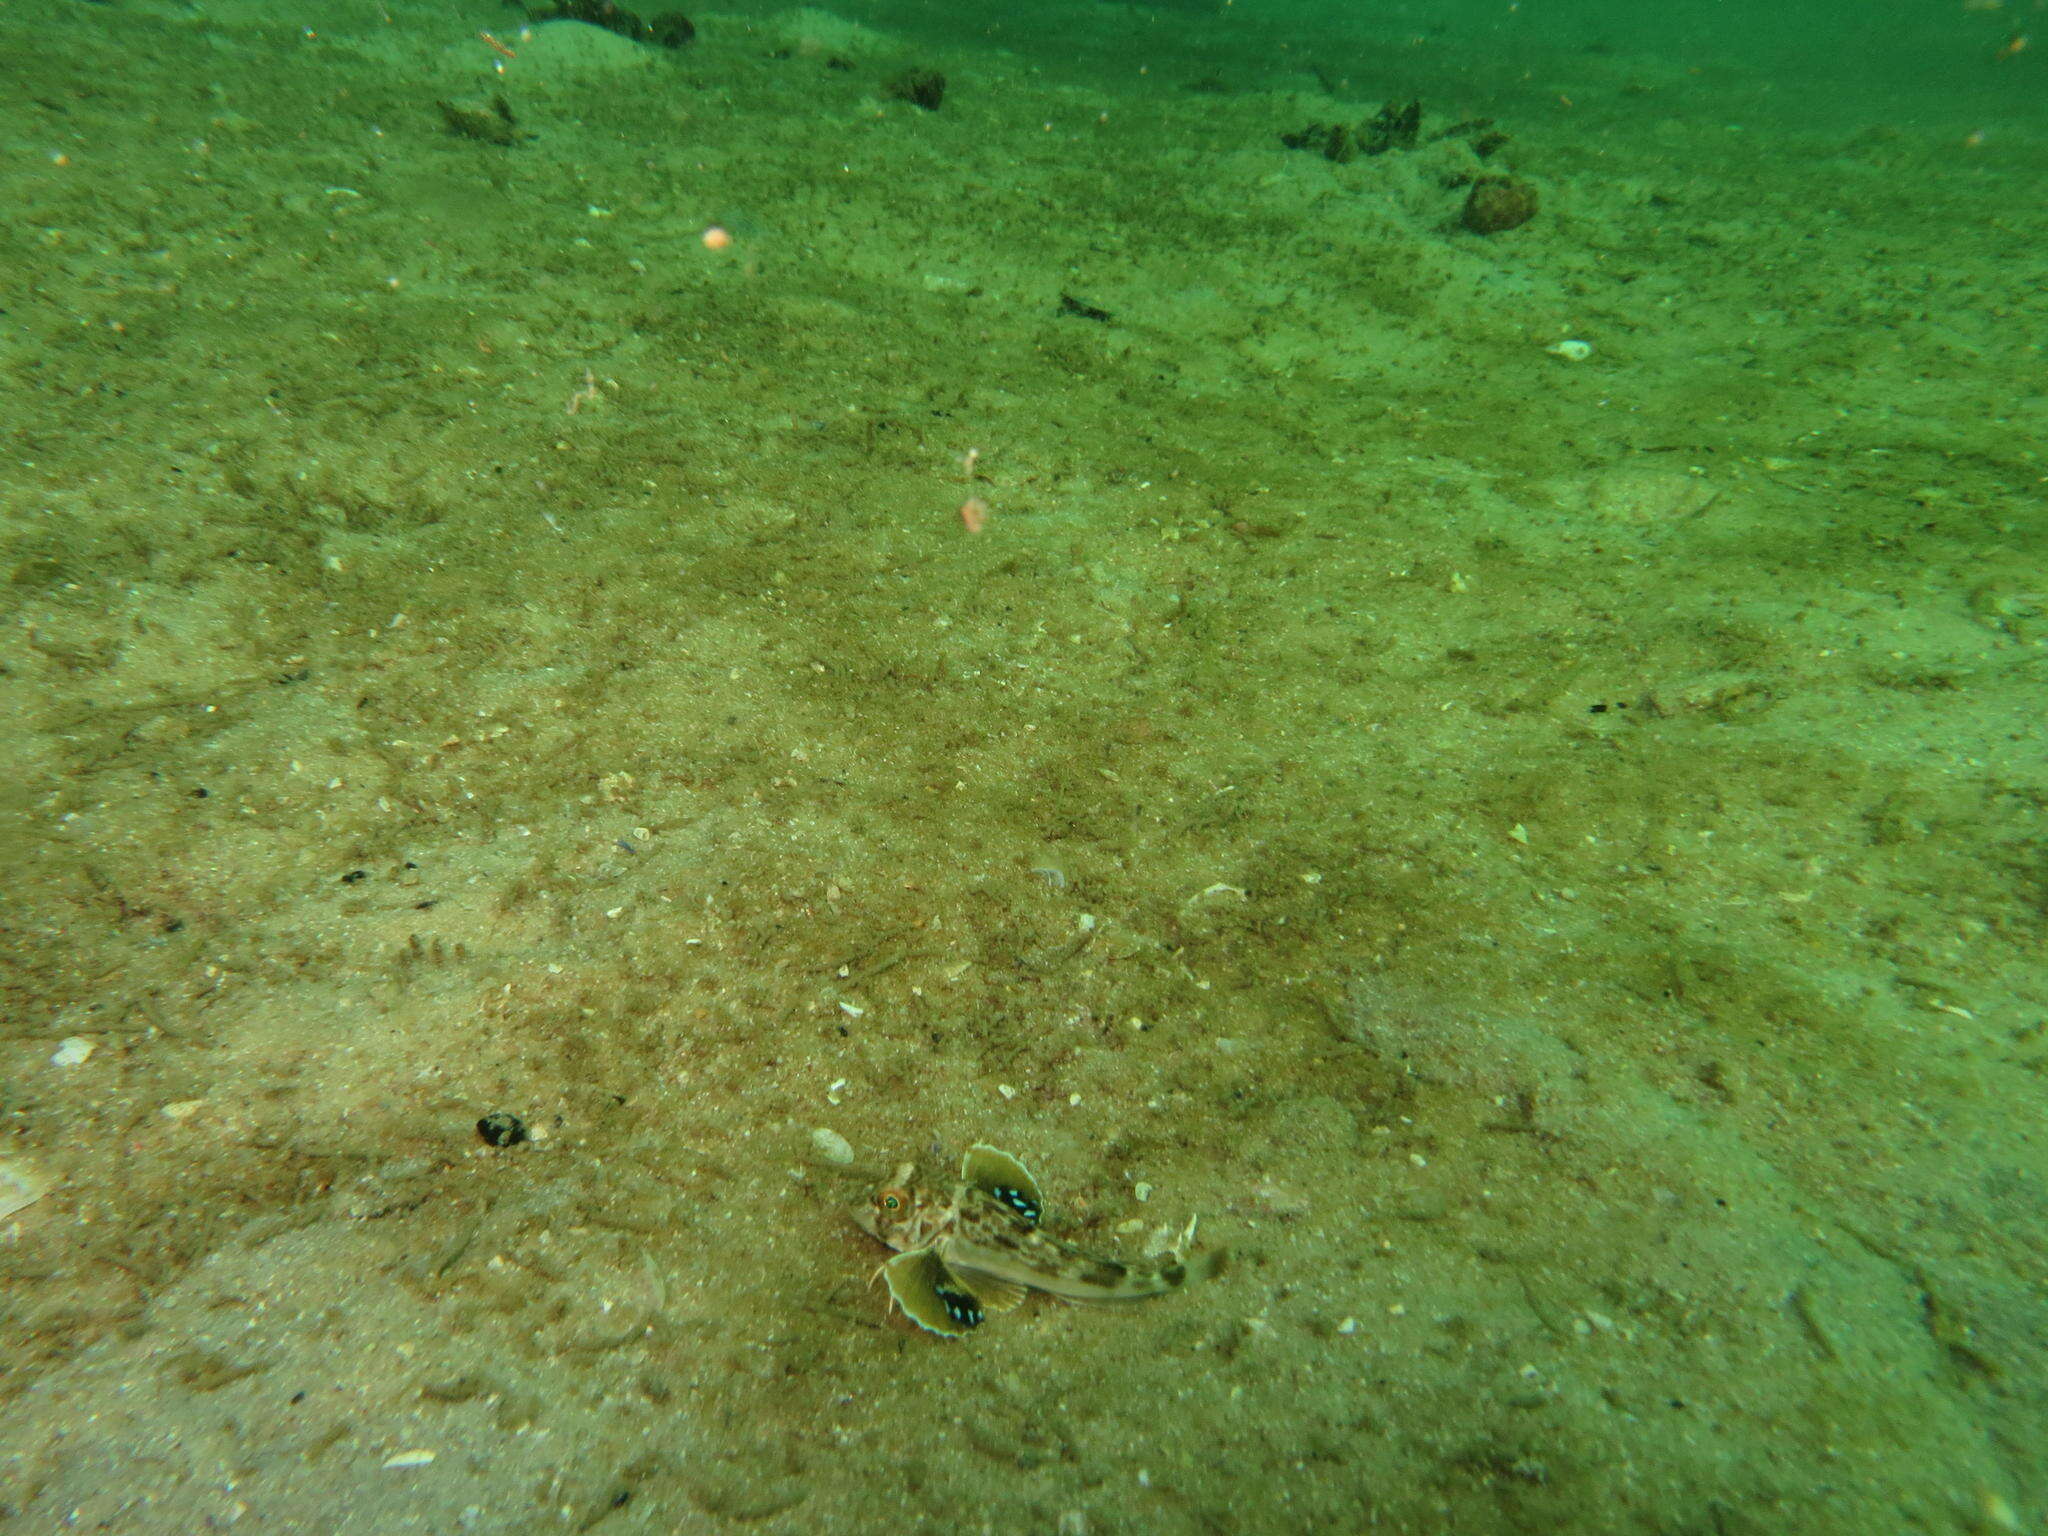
[
  {"x1": 947, "y1": 1267, "x2": 1032, "y2": 1312},
  {"x1": 882, "y1": 1248, "x2": 986, "y2": 1337},
  {"x1": 961, "y1": 1144, "x2": 1045, "y2": 1225}
]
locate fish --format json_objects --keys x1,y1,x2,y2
[{"x1": 854, "y1": 1143, "x2": 1213, "y2": 1337}]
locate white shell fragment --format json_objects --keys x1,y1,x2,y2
[
  {"x1": 49, "y1": 1037, "x2": 95, "y2": 1067},
  {"x1": 0, "y1": 1159, "x2": 52, "y2": 1220},
  {"x1": 810, "y1": 1127, "x2": 855, "y2": 1165},
  {"x1": 382, "y1": 1449, "x2": 437, "y2": 1469},
  {"x1": 1545, "y1": 338, "x2": 1594, "y2": 361}
]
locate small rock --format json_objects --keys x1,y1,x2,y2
[{"x1": 1461, "y1": 175, "x2": 1539, "y2": 234}]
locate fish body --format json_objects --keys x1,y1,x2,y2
[{"x1": 855, "y1": 1144, "x2": 1204, "y2": 1336}]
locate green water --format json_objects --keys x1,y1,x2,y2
[{"x1": 1, "y1": 0, "x2": 2042, "y2": 1530}]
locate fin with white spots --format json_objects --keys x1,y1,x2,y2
[
  {"x1": 882, "y1": 1247, "x2": 986, "y2": 1337},
  {"x1": 961, "y1": 1144, "x2": 1045, "y2": 1226}
]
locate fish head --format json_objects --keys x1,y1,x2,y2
[{"x1": 855, "y1": 1163, "x2": 951, "y2": 1252}]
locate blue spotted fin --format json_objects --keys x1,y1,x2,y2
[
  {"x1": 960, "y1": 1143, "x2": 1045, "y2": 1225},
  {"x1": 882, "y1": 1247, "x2": 987, "y2": 1337}
]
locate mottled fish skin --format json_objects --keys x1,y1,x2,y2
[
  {"x1": 941, "y1": 1187, "x2": 1189, "y2": 1301},
  {"x1": 856, "y1": 1145, "x2": 1202, "y2": 1335}
]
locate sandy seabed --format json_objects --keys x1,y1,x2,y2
[{"x1": 1, "y1": 0, "x2": 2044, "y2": 1531}]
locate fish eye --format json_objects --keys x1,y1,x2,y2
[{"x1": 879, "y1": 1190, "x2": 905, "y2": 1211}]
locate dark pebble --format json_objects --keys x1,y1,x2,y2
[{"x1": 477, "y1": 1111, "x2": 530, "y2": 1147}]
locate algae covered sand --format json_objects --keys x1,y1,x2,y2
[{"x1": 1, "y1": 0, "x2": 2043, "y2": 1530}]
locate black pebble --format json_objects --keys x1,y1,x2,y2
[{"x1": 477, "y1": 1111, "x2": 529, "y2": 1147}]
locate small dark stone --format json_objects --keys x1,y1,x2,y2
[
  {"x1": 886, "y1": 68, "x2": 946, "y2": 111},
  {"x1": 341, "y1": 869, "x2": 368, "y2": 883},
  {"x1": 477, "y1": 1111, "x2": 529, "y2": 1148},
  {"x1": 1461, "y1": 175, "x2": 1539, "y2": 234}
]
